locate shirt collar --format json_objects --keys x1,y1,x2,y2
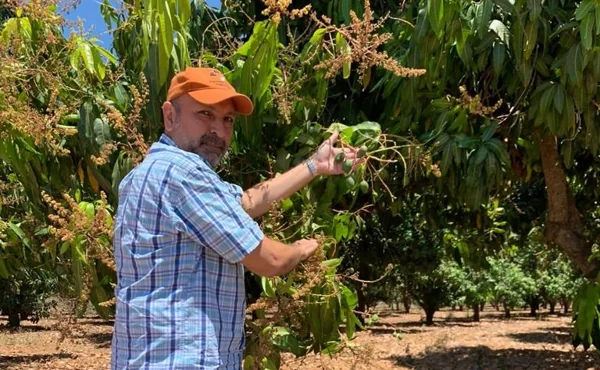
[
  {"x1": 158, "y1": 133, "x2": 177, "y2": 147},
  {"x1": 154, "y1": 133, "x2": 214, "y2": 169}
]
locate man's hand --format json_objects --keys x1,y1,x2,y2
[
  {"x1": 292, "y1": 238, "x2": 319, "y2": 260},
  {"x1": 241, "y1": 131, "x2": 364, "y2": 219},
  {"x1": 311, "y1": 131, "x2": 363, "y2": 176}
]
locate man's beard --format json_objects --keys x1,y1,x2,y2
[{"x1": 188, "y1": 134, "x2": 227, "y2": 168}]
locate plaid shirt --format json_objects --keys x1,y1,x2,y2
[{"x1": 111, "y1": 134, "x2": 264, "y2": 369}]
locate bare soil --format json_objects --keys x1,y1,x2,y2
[{"x1": 1, "y1": 307, "x2": 598, "y2": 370}]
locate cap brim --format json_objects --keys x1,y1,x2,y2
[{"x1": 187, "y1": 89, "x2": 254, "y2": 116}]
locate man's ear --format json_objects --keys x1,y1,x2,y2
[{"x1": 162, "y1": 101, "x2": 176, "y2": 133}]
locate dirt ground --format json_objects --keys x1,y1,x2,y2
[{"x1": 1, "y1": 307, "x2": 598, "y2": 370}]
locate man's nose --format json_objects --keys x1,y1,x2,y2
[{"x1": 209, "y1": 121, "x2": 225, "y2": 138}]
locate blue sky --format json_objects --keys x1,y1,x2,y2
[{"x1": 61, "y1": 0, "x2": 221, "y2": 48}]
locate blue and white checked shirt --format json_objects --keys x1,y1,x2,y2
[{"x1": 111, "y1": 134, "x2": 264, "y2": 369}]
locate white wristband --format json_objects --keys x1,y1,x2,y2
[{"x1": 305, "y1": 158, "x2": 317, "y2": 177}]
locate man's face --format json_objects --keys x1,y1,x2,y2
[{"x1": 163, "y1": 94, "x2": 236, "y2": 168}]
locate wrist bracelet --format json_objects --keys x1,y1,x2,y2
[{"x1": 305, "y1": 158, "x2": 318, "y2": 177}]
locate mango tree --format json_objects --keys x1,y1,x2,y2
[
  {"x1": 0, "y1": 0, "x2": 425, "y2": 367},
  {"x1": 205, "y1": 0, "x2": 600, "y2": 350}
]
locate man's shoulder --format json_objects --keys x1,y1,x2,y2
[{"x1": 120, "y1": 141, "x2": 242, "y2": 196}]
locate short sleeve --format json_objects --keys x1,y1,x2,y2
[{"x1": 172, "y1": 164, "x2": 264, "y2": 264}]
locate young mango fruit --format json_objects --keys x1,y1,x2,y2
[
  {"x1": 343, "y1": 159, "x2": 353, "y2": 174},
  {"x1": 359, "y1": 180, "x2": 369, "y2": 193},
  {"x1": 357, "y1": 145, "x2": 367, "y2": 158}
]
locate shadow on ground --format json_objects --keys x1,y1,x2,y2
[
  {"x1": 507, "y1": 330, "x2": 572, "y2": 345},
  {"x1": 392, "y1": 346, "x2": 599, "y2": 370},
  {"x1": 84, "y1": 332, "x2": 113, "y2": 348},
  {"x1": 0, "y1": 353, "x2": 76, "y2": 367},
  {"x1": 0, "y1": 324, "x2": 53, "y2": 333}
]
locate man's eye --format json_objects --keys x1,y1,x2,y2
[{"x1": 224, "y1": 117, "x2": 234, "y2": 123}]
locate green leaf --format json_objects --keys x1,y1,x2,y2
[
  {"x1": 111, "y1": 83, "x2": 129, "y2": 111},
  {"x1": 72, "y1": 239, "x2": 88, "y2": 265},
  {"x1": 493, "y1": 42, "x2": 506, "y2": 76},
  {"x1": 322, "y1": 258, "x2": 342, "y2": 269},
  {"x1": 86, "y1": 203, "x2": 95, "y2": 220},
  {"x1": 528, "y1": 0, "x2": 542, "y2": 22},
  {"x1": 340, "y1": 0, "x2": 351, "y2": 24},
  {"x1": 178, "y1": 0, "x2": 192, "y2": 24},
  {"x1": 6, "y1": 222, "x2": 26, "y2": 243},
  {"x1": 476, "y1": 0, "x2": 493, "y2": 36},
  {"x1": 415, "y1": 7, "x2": 430, "y2": 41},
  {"x1": 70, "y1": 47, "x2": 81, "y2": 71},
  {"x1": 576, "y1": 0, "x2": 595, "y2": 21},
  {"x1": 261, "y1": 276, "x2": 276, "y2": 297},
  {"x1": 440, "y1": 139, "x2": 454, "y2": 175},
  {"x1": 456, "y1": 28, "x2": 473, "y2": 65},
  {"x1": 574, "y1": 283, "x2": 600, "y2": 340},
  {"x1": 482, "y1": 120, "x2": 498, "y2": 142},
  {"x1": 345, "y1": 310, "x2": 359, "y2": 339},
  {"x1": 78, "y1": 101, "x2": 96, "y2": 153},
  {"x1": 562, "y1": 139, "x2": 574, "y2": 169},
  {"x1": 92, "y1": 47, "x2": 106, "y2": 80},
  {"x1": 80, "y1": 42, "x2": 96, "y2": 76},
  {"x1": 309, "y1": 28, "x2": 326, "y2": 44},
  {"x1": 456, "y1": 134, "x2": 478, "y2": 149},
  {"x1": 523, "y1": 21, "x2": 538, "y2": 61},
  {"x1": 427, "y1": 0, "x2": 444, "y2": 37},
  {"x1": 596, "y1": 5, "x2": 600, "y2": 35},
  {"x1": 157, "y1": 3, "x2": 174, "y2": 87},
  {"x1": 473, "y1": 146, "x2": 489, "y2": 166},
  {"x1": 89, "y1": 269, "x2": 112, "y2": 320},
  {"x1": 489, "y1": 20, "x2": 510, "y2": 47},
  {"x1": 60, "y1": 241, "x2": 71, "y2": 255},
  {"x1": 554, "y1": 85, "x2": 565, "y2": 114},
  {"x1": 272, "y1": 327, "x2": 303, "y2": 356},
  {"x1": 581, "y1": 13, "x2": 594, "y2": 50},
  {"x1": 539, "y1": 85, "x2": 555, "y2": 117},
  {"x1": 0, "y1": 258, "x2": 9, "y2": 279},
  {"x1": 485, "y1": 152, "x2": 499, "y2": 183},
  {"x1": 94, "y1": 44, "x2": 117, "y2": 65},
  {"x1": 334, "y1": 220, "x2": 349, "y2": 241},
  {"x1": 336, "y1": 33, "x2": 351, "y2": 79},
  {"x1": 567, "y1": 44, "x2": 584, "y2": 86}
]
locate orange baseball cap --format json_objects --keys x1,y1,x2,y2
[{"x1": 166, "y1": 67, "x2": 254, "y2": 115}]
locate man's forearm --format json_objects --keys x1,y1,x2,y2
[
  {"x1": 241, "y1": 237, "x2": 315, "y2": 277},
  {"x1": 242, "y1": 161, "x2": 315, "y2": 219}
]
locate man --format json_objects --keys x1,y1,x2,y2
[{"x1": 110, "y1": 67, "x2": 359, "y2": 369}]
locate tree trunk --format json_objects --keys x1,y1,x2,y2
[
  {"x1": 7, "y1": 311, "x2": 20, "y2": 328},
  {"x1": 540, "y1": 135, "x2": 599, "y2": 278},
  {"x1": 504, "y1": 306, "x2": 511, "y2": 319},
  {"x1": 480, "y1": 302, "x2": 485, "y2": 312},
  {"x1": 425, "y1": 307, "x2": 435, "y2": 325},
  {"x1": 403, "y1": 295, "x2": 411, "y2": 313},
  {"x1": 529, "y1": 296, "x2": 540, "y2": 317},
  {"x1": 530, "y1": 303, "x2": 537, "y2": 317},
  {"x1": 355, "y1": 282, "x2": 367, "y2": 326},
  {"x1": 459, "y1": 305, "x2": 464, "y2": 311},
  {"x1": 472, "y1": 303, "x2": 480, "y2": 322},
  {"x1": 561, "y1": 297, "x2": 570, "y2": 314}
]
